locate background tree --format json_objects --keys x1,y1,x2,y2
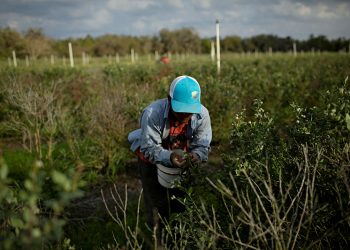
[
  {"x1": 175, "y1": 28, "x2": 201, "y2": 54},
  {"x1": 0, "y1": 27, "x2": 27, "y2": 58},
  {"x1": 151, "y1": 35, "x2": 163, "y2": 55},
  {"x1": 24, "y1": 28, "x2": 53, "y2": 58},
  {"x1": 222, "y1": 35, "x2": 243, "y2": 52},
  {"x1": 159, "y1": 28, "x2": 201, "y2": 54},
  {"x1": 1, "y1": 26, "x2": 350, "y2": 59},
  {"x1": 200, "y1": 38, "x2": 212, "y2": 54},
  {"x1": 139, "y1": 36, "x2": 153, "y2": 55}
]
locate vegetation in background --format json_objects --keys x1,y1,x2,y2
[
  {"x1": 1, "y1": 26, "x2": 350, "y2": 60},
  {"x1": 0, "y1": 54, "x2": 349, "y2": 248}
]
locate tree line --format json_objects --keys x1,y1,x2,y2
[{"x1": 0, "y1": 27, "x2": 349, "y2": 59}]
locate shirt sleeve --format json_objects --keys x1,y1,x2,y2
[
  {"x1": 139, "y1": 108, "x2": 173, "y2": 166},
  {"x1": 189, "y1": 107, "x2": 212, "y2": 162}
]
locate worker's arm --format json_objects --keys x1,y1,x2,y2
[
  {"x1": 189, "y1": 106, "x2": 212, "y2": 162},
  {"x1": 139, "y1": 108, "x2": 173, "y2": 167}
]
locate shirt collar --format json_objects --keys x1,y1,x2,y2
[{"x1": 164, "y1": 98, "x2": 170, "y2": 119}]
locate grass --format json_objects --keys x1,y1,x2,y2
[
  {"x1": 2, "y1": 148, "x2": 37, "y2": 181},
  {"x1": 0, "y1": 53, "x2": 350, "y2": 248}
]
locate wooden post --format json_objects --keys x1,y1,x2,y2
[
  {"x1": 115, "y1": 53, "x2": 120, "y2": 63},
  {"x1": 12, "y1": 51, "x2": 17, "y2": 67},
  {"x1": 211, "y1": 40, "x2": 215, "y2": 62},
  {"x1": 25, "y1": 55, "x2": 29, "y2": 66},
  {"x1": 216, "y1": 19, "x2": 221, "y2": 75},
  {"x1": 293, "y1": 42, "x2": 297, "y2": 57},
  {"x1": 82, "y1": 52, "x2": 86, "y2": 65},
  {"x1": 68, "y1": 42, "x2": 74, "y2": 67},
  {"x1": 131, "y1": 48, "x2": 135, "y2": 63}
]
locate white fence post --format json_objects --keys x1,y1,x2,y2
[
  {"x1": 12, "y1": 51, "x2": 17, "y2": 67},
  {"x1": 115, "y1": 53, "x2": 120, "y2": 63},
  {"x1": 82, "y1": 52, "x2": 86, "y2": 65},
  {"x1": 293, "y1": 42, "x2": 297, "y2": 57},
  {"x1": 131, "y1": 48, "x2": 135, "y2": 63},
  {"x1": 211, "y1": 40, "x2": 215, "y2": 62},
  {"x1": 68, "y1": 42, "x2": 74, "y2": 67},
  {"x1": 216, "y1": 19, "x2": 221, "y2": 75}
]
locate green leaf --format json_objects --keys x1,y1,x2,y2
[
  {"x1": 0, "y1": 162, "x2": 8, "y2": 180},
  {"x1": 51, "y1": 170, "x2": 71, "y2": 191},
  {"x1": 346, "y1": 113, "x2": 350, "y2": 131},
  {"x1": 32, "y1": 228, "x2": 41, "y2": 238},
  {"x1": 10, "y1": 217, "x2": 24, "y2": 229}
]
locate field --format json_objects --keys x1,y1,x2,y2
[{"x1": 1, "y1": 53, "x2": 350, "y2": 249}]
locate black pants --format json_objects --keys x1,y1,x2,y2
[{"x1": 138, "y1": 158, "x2": 185, "y2": 228}]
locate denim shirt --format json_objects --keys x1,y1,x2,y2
[{"x1": 128, "y1": 98, "x2": 212, "y2": 167}]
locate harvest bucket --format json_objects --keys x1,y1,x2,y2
[{"x1": 156, "y1": 164, "x2": 182, "y2": 188}]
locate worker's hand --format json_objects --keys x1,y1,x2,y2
[
  {"x1": 170, "y1": 151, "x2": 186, "y2": 168},
  {"x1": 189, "y1": 152, "x2": 200, "y2": 164}
]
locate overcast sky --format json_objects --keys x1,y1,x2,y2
[{"x1": 1, "y1": 0, "x2": 350, "y2": 39}]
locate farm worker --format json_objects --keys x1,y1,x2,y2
[
  {"x1": 128, "y1": 75, "x2": 212, "y2": 231},
  {"x1": 159, "y1": 55, "x2": 170, "y2": 64}
]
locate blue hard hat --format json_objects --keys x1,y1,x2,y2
[{"x1": 169, "y1": 76, "x2": 201, "y2": 113}]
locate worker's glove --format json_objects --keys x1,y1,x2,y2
[
  {"x1": 189, "y1": 152, "x2": 200, "y2": 164},
  {"x1": 170, "y1": 151, "x2": 186, "y2": 168}
]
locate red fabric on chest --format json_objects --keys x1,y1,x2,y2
[
  {"x1": 136, "y1": 117, "x2": 190, "y2": 163},
  {"x1": 167, "y1": 119, "x2": 189, "y2": 151}
]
